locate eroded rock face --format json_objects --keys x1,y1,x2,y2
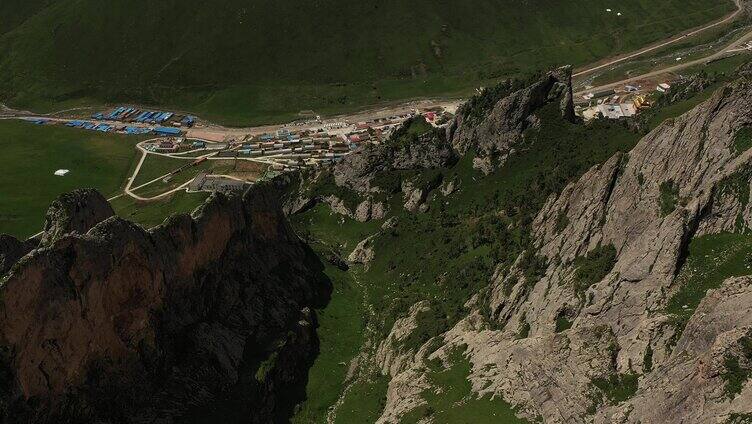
[
  {"x1": 0, "y1": 183, "x2": 330, "y2": 423},
  {"x1": 376, "y1": 77, "x2": 752, "y2": 423},
  {"x1": 597, "y1": 277, "x2": 752, "y2": 424},
  {"x1": 0, "y1": 235, "x2": 34, "y2": 275},
  {"x1": 333, "y1": 131, "x2": 456, "y2": 195},
  {"x1": 39, "y1": 188, "x2": 115, "y2": 246},
  {"x1": 448, "y1": 66, "x2": 575, "y2": 173}
]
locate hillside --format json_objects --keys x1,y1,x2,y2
[
  {"x1": 0, "y1": 0, "x2": 735, "y2": 124},
  {"x1": 2, "y1": 59, "x2": 752, "y2": 423},
  {"x1": 285, "y1": 62, "x2": 752, "y2": 423}
]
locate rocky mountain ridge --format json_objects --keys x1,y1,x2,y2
[
  {"x1": 370, "y1": 66, "x2": 752, "y2": 423},
  {"x1": 0, "y1": 183, "x2": 330, "y2": 423}
]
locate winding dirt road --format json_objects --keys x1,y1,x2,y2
[
  {"x1": 573, "y1": 0, "x2": 745, "y2": 78},
  {"x1": 573, "y1": 0, "x2": 752, "y2": 97}
]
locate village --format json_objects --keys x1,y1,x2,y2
[
  {"x1": 19, "y1": 103, "x2": 458, "y2": 200},
  {"x1": 575, "y1": 81, "x2": 669, "y2": 120}
]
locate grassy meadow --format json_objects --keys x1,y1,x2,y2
[
  {"x1": 0, "y1": 120, "x2": 143, "y2": 238},
  {"x1": 0, "y1": 0, "x2": 735, "y2": 125},
  {"x1": 110, "y1": 191, "x2": 210, "y2": 229},
  {"x1": 0, "y1": 119, "x2": 215, "y2": 238}
]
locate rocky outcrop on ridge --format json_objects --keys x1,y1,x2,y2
[
  {"x1": 0, "y1": 189, "x2": 115, "y2": 275},
  {"x1": 0, "y1": 235, "x2": 33, "y2": 276},
  {"x1": 292, "y1": 68, "x2": 577, "y2": 220},
  {"x1": 333, "y1": 124, "x2": 456, "y2": 195},
  {"x1": 285, "y1": 125, "x2": 454, "y2": 221},
  {"x1": 39, "y1": 188, "x2": 115, "y2": 246},
  {"x1": 376, "y1": 72, "x2": 752, "y2": 423},
  {"x1": 447, "y1": 66, "x2": 576, "y2": 173},
  {"x1": 0, "y1": 183, "x2": 330, "y2": 423}
]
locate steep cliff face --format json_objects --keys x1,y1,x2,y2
[
  {"x1": 286, "y1": 119, "x2": 456, "y2": 221},
  {"x1": 0, "y1": 183, "x2": 330, "y2": 423},
  {"x1": 367, "y1": 71, "x2": 752, "y2": 423},
  {"x1": 447, "y1": 66, "x2": 575, "y2": 173},
  {"x1": 0, "y1": 235, "x2": 33, "y2": 276}
]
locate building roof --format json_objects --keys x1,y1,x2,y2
[{"x1": 153, "y1": 126, "x2": 182, "y2": 135}]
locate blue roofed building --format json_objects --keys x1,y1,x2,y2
[{"x1": 153, "y1": 126, "x2": 182, "y2": 136}]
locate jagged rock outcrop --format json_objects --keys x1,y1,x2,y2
[
  {"x1": 348, "y1": 235, "x2": 376, "y2": 265},
  {"x1": 447, "y1": 66, "x2": 575, "y2": 173},
  {"x1": 355, "y1": 198, "x2": 388, "y2": 222},
  {"x1": 0, "y1": 183, "x2": 331, "y2": 423},
  {"x1": 1, "y1": 189, "x2": 115, "y2": 275},
  {"x1": 333, "y1": 128, "x2": 456, "y2": 194},
  {"x1": 377, "y1": 73, "x2": 752, "y2": 423},
  {"x1": 597, "y1": 276, "x2": 752, "y2": 423},
  {"x1": 0, "y1": 235, "x2": 34, "y2": 276},
  {"x1": 38, "y1": 188, "x2": 115, "y2": 246},
  {"x1": 286, "y1": 122, "x2": 455, "y2": 221}
]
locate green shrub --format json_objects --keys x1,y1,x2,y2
[
  {"x1": 572, "y1": 245, "x2": 617, "y2": 296},
  {"x1": 519, "y1": 250, "x2": 548, "y2": 287},
  {"x1": 401, "y1": 306, "x2": 449, "y2": 351},
  {"x1": 555, "y1": 210, "x2": 569, "y2": 233},
  {"x1": 659, "y1": 180, "x2": 679, "y2": 216},
  {"x1": 306, "y1": 171, "x2": 361, "y2": 211},
  {"x1": 716, "y1": 164, "x2": 752, "y2": 211},
  {"x1": 727, "y1": 413, "x2": 752, "y2": 424},
  {"x1": 555, "y1": 312, "x2": 572, "y2": 333},
  {"x1": 387, "y1": 116, "x2": 435, "y2": 147},
  {"x1": 721, "y1": 335, "x2": 752, "y2": 399},
  {"x1": 643, "y1": 344, "x2": 653, "y2": 373},
  {"x1": 734, "y1": 127, "x2": 752, "y2": 154},
  {"x1": 255, "y1": 352, "x2": 279, "y2": 383},
  {"x1": 517, "y1": 319, "x2": 531, "y2": 339},
  {"x1": 592, "y1": 373, "x2": 639, "y2": 404}
]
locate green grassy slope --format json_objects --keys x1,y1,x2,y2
[
  {"x1": 290, "y1": 103, "x2": 641, "y2": 422},
  {"x1": 0, "y1": 0, "x2": 51, "y2": 36},
  {"x1": 0, "y1": 0, "x2": 734, "y2": 125},
  {"x1": 0, "y1": 120, "x2": 143, "y2": 238},
  {"x1": 403, "y1": 347, "x2": 529, "y2": 423},
  {"x1": 110, "y1": 191, "x2": 210, "y2": 229}
]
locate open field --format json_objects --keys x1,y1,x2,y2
[
  {"x1": 130, "y1": 155, "x2": 194, "y2": 188},
  {"x1": 0, "y1": 120, "x2": 143, "y2": 238},
  {"x1": 132, "y1": 159, "x2": 235, "y2": 198},
  {"x1": 110, "y1": 191, "x2": 210, "y2": 229},
  {"x1": 0, "y1": 0, "x2": 735, "y2": 126}
]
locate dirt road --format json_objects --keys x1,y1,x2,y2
[
  {"x1": 573, "y1": 0, "x2": 745, "y2": 78},
  {"x1": 574, "y1": 28, "x2": 752, "y2": 98}
]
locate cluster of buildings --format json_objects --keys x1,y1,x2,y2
[
  {"x1": 224, "y1": 129, "x2": 355, "y2": 171},
  {"x1": 229, "y1": 108, "x2": 453, "y2": 171},
  {"x1": 578, "y1": 82, "x2": 670, "y2": 121},
  {"x1": 24, "y1": 103, "x2": 455, "y2": 177},
  {"x1": 92, "y1": 107, "x2": 196, "y2": 128},
  {"x1": 54, "y1": 119, "x2": 184, "y2": 137},
  {"x1": 188, "y1": 172, "x2": 246, "y2": 193},
  {"x1": 23, "y1": 106, "x2": 198, "y2": 136}
]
